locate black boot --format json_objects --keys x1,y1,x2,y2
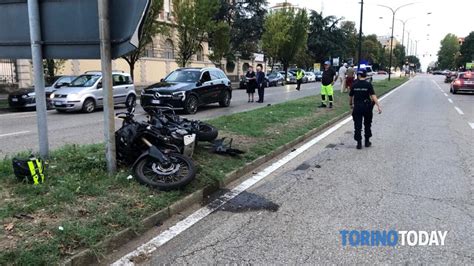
[
  {"x1": 365, "y1": 139, "x2": 371, "y2": 147},
  {"x1": 318, "y1": 103, "x2": 327, "y2": 108},
  {"x1": 357, "y1": 141, "x2": 362, "y2": 149},
  {"x1": 329, "y1": 102, "x2": 333, "y2": 108}
]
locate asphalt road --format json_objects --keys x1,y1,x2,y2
[{"x1": 119, "y1": 74, "x2": 473, "y2": 264}]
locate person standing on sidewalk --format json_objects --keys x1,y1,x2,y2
[
  {"x1": 319, "y1": 61, "x2": 337, "y2": 108},
  {"x1": 296, "y1": 68, "x2": 304, "y2": 91},
  {"x1": 349, "y1": 69, "x2": 382, "y2": 149},
  {"x1": 245, "y1": 66, "x2": 256, "y2": 102},
  {"x1": 338, "y1": 63, "x2": 347, "y2": 93},
  {"x1": 256, "y1": 65, "x2": 266, "y2": 103},
  {"x1": 345, "y1": 64, "x2": 355, "y2": 93}
]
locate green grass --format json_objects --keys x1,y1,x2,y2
[{"x1": 0, "y1": 77, "x2": 407, "y2": 265}]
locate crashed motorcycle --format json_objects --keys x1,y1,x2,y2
[
  {"x1": 145, "y1": 105, "x2": 219, "y2": 142},
  {"x1": 115, "y1": 106, "x2": 196, "y2": 190}
]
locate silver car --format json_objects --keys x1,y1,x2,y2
[{"x1": 51, "y1": 71, "x2": 136, "y2": 113}]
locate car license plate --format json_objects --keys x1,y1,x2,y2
[
  {"x1": 54, "y1": 101, "x2": 62, "y2": 105},
  {"x1": 151, "y1": 99, "x2": 161, "y2": 104},
  {"x1": 464, "y1": 81, "x2": 473, "y2": 84},
  {"x1": 11, "y1": 98, "x2": 18, "y2": 102}
]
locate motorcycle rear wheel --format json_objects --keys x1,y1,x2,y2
[{"x1": 134, "y1": 153, "x2": 196, "y2": 190}]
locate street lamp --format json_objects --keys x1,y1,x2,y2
[
  {"x1": 356, "y1": 0, "x2": 364, "y2": 71},
  {"x1": 398, "y1": 17, "x2": 415, "y2": 53},
  {"x1": 378, "y1": 2, "x2": 417, "y2": 80}
]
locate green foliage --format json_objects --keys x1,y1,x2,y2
[
  {"x1": 307, "y1": 11, "x2": 344, "y2": 64},
  {"x1": 121, "y1": 0, "x2": 167, "y2": 80},
  {"x1": 43, "y1": 59, "x2": 66, "y2": 82},
  {"x1": 208, "y1": 22, "x2": 231, "y2": 67},
  {"x1": 459, "y1": 31, "x2": 474, "y2": 68},
  {"x1": 263, "y1": 8, "x2": 308, "y2": 75},
  {"x1": 392, "y1": 44, "x2": 406, "y2": 70},
  {"x1": 173, "y1": 0, "x2": 220, "y2": 67},
  {"x1": 437, "y1": 33, "x2": 460, "y2": 70},
  {"x1": 360, "y1": 35, "x2": 382, "y2": 65}
]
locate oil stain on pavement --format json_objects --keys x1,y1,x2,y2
[{"x1": 207, "y1": 191, "x2": 279, "y2": 213}]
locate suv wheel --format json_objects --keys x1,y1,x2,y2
[
  {"x1": 184, "y1": 95, "x2": 198, "y2": 114},
  {"x1": 125, "y1": 94, "x2": 136, "y2": 108},
  {"x1": 82, "y1": 98, "x2": 96, "y2": 113},
  {"x1": 219, "y1": 90, "x2": 231, "y2": 107}
]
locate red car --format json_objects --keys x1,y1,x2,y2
[{"x1": 450, "y1": 71, "x2": 474, "y2": 94}]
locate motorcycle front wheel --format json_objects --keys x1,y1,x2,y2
[{"x1": 134, "y1": 153, "x2": 196, "y2": 190}]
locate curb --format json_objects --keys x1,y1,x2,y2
[{"x1": 62, "y1": 80, "x2": 405, "y2": 265}]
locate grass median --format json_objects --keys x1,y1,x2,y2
[{"x1": 0, "y1": 77, "x2": 407, "y2": 264}]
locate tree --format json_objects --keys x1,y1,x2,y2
[
  {"x1": 229, "y1": 0, "x2": 267, "y2": 58},
  {"x1": 339, "y1": 21, "x2": 358, "y2": 61},
  {"x1": 437, "y1": 33, "x2": 460, "y2": 70},
  {"x1": 459, "y1": 31, "x2": 474, "y2": 68},
  {"x1": 405, "y1": 55, "x2": 421, "y2": 70},
  {"x1": 121, "y1": 0, "x2": 166, "y2": 80},
  {"x1": 262, "y1": 11, "x2": 291, "y2": 70},
  {"x1": 173, "y1": 0, "x2": 220, "y2": 67},
  {"x1": 392, "y1": 44, "x2": 406, "y2": 70},
  {"x1": 43, "y1": 59, "x2": 66, "y2": 83},
  {"x1": 277, "y1": 8, "x2": 309, "y2": 77},
  {"x1": 307, "y1": 11, "x2": 344, "y2": 64},
  {"x1": 360, "y1": 35, "x2": 382, "y2": 65},
  {"x1": 208, "y1": 22, "x2": 231, "y2": 68}
]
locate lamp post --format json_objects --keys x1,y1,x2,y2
[
  {"x1": 398, "y1": 17, "x2": 414, "y2": 53},
  {"x1": 356, "y1": 0, "x2": 364, "y2": 71},
  {"x1": 378, "y1": 3, "x2": 416, "y2": 81}
]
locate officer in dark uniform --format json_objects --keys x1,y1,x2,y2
[{"x1": 349, "y1": 69, "x2": 382, "y2": 149}]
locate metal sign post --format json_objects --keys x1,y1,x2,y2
[
  {"x1": 27, "y1": 0, "x2": 49, "y2": 158},
  {"x1": 98, "y1": 0, "x2": 116, "y2": 174}
]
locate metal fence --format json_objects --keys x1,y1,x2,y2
[{"x1": 0, "y1": 59, "x2": 17, "y2": 84}]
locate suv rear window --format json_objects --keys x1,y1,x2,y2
[{"x1": 459, "y1": 72, "x2": 473, "y2": 80}]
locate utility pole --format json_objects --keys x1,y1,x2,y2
[
  {"x1": 98, "y1": 0, "x2": 117, "y2": 174},
  {"x1": 357, "y1": 0, "x2": 364, "y2": 71},
  {"x1": 27, "y1": 0, "x2": 49, "y2": 158}
]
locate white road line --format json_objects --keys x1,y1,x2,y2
[
  {"x1": 454, "y1": 106, "x2": 464, "y2": 115},
  {"x1": 431, "y1": 80, "x2": 444, "y2": 91},
  {"x1": 443, "y1": 93, "x2": 448, "y2": 97},
  {"x1": 448, "y1": 98, "x2": 453, "y2": 104},
  {"x1": 111, "y1": 79, "x2": 413, "y2": 266},
  {"x1": 469, "y1": 123, "x2": 474, "y2": 129},
  {"x1": 0, "y1": 131, "x2": 30, "y2": 138}
]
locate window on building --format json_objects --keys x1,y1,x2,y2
[
  {"x1": 143, "y1": 42, "x2": 155, "y2": 57},
  {"x1": 164, "y1": 39, "x2": 174, "y2": 59},
  {"x1": 196, "y1": 47, "x2": 204, "y2": 61}
]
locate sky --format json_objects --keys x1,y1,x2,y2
[{"x1": 267, "y1": 0, "x2": 472, "y2": 70}]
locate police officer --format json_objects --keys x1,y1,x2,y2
[
  {"x1": 319, "y1": 61, "x2": 337, "y2": 108},
  {"x1": 349, "y1": 69, "x2": 382, "y2": 149},
  {"x1": 296, "y1": 68, "x2": 304, "y2": 91}
]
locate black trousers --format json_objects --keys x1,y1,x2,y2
[
  {"x1": 258, "y1": 86, "x2": 265, "y2": 102},
  {"x1": 352, "y1": 103, "x2": 373, "y2": 141},
  {"x1": 296, "y1": 79, "x2": 302, "y2": 90}
]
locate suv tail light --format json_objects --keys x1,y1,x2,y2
[{"x1": 453, "y1": 79, "x2": 462, "y2": 86}]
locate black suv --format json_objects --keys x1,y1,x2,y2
[{"x1": 141, "y1": 68, "x2": 232, "y2": 114}]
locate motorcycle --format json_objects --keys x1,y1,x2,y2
[
  {"x1": 115, "y1": 105, "x2": 197, "y2": 190},
  {"x1": 145, "y1": 105, "x2": 219, "y2": 143},
  {"x1": 444, "y1": 72, "x2": 456, "y2": 83}
]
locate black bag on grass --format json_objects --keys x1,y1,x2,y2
[{"x1": 12, "y1": 157, "x2": 45, "y2": 184}]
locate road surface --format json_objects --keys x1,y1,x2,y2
[{"x1": 113, "y1": 74, "x2": 473, "y2": 264}]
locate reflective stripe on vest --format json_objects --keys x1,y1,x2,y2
[{"x1": 27, "y1": 159, "x2": 45, "y2": 185}]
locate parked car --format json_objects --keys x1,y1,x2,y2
[
  {"x1": 51, "y1": 71, "x2": 136, "y2": 113},
  {"x1": 377, "y1": 70, "x2": 388, "y2": 75},
  {"x1": 8, "y1": 76, "x2": 75, "y2": 110},
  {"x1": 314, "y1": 71, "x2": 323, "y2": 81},
  {"x1": 305, "y1": 72, "x2": 316, "y2": 82},
  {"x1": 432, "y1": 70, "x2": 444, "y2": 75},
  {"x1": 450, "y1": 71, "x2": 474, "y2": 94},
  {"x1": 141, "y1": 67, "x2": 232, "y2": 114},
  {"x1": 355, "y1": 65, "x2": 374, "y2": 83},
  {"x1": 266, "y1": 72, "x2": 284, "y2": 87}
]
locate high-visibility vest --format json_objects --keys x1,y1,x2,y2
[
  {"x1": 27, "y1": 159, "x2": 45, "y2": 185},
  {"x1": 296, "y1": 70, "x2": 304, "y2": 80}
]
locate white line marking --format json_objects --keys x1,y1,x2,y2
[
  {"x1": 448, "y1": 98, "x2": 453, "y2": 104},
  {"x1": 454, "y1": 106, "x2": 464, "y2": 115},
  {"x1": 431, "y1": 80, "x2": 444, "y2": 91},
  {"x1": 469, "y1": 123, "x2": 474, "y2": 129},
  {"x1": 112, "y1": 79, "x2": 413, "y2": 266},
  {"x1": 443, "y1": 93, "x2": 448, "y2": 97},
  {"x1": 0, "y1": 131, "x2": 30, "y2": 138}
]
